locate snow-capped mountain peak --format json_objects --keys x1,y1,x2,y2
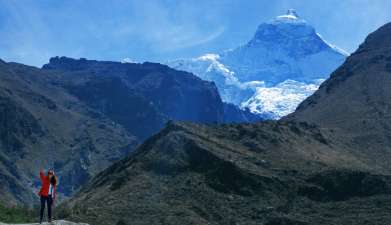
[
  {"x1": 167, "y1": 10, "x2": 347, "y2": 119},
  {"x1": 273, "y1": 9, "x2": 305, "y2": 24},
  {"x1": 286, "y1": 8, "x2": 299, "y2": 18},
  {"x1": 196, "y1": 53, "x2": 220, "y2": 61}
]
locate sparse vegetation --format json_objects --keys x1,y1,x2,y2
[{"x1": 0, "y1": 203, "x2": 36, "y2": 223}]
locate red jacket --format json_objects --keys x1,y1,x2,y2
[{"x1": 39, "y1": 171, "x2": 56, "y2": 199}]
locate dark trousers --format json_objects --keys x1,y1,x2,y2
[{"x1": 40, "y1": 195, "x2": 53, "y2": 222}]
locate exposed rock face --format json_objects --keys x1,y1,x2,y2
[{"x1": 62, "y1": 23, "x2": 391, "y2": 225}]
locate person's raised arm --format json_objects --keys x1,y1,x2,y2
[{"x1": 40, "y1": 169, "x2": 45, "y2": 181}]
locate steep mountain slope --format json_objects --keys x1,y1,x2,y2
[
  {"x1": 286, "y1": 22, "x2": 391, "y2": 172},
  {"x1": 287, "y1": 22, "x2": 391, "y2": 129},
  {"x1": 168, "y1": 9, "x2": 347, "y2": 119},
  {"x1": 63, "y1": 23, "x2": 391, "y2": 225},
  {"x1": 0, "y1": 57, "x2": 245, "y2": 205}
]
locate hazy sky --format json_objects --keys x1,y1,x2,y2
[{"x1": 1, "y1": 0, "x2": 391, "y2": 67}]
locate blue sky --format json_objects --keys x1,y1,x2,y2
[{"x1": 1, "y1": 0, "x2": 391, "y2": 67}]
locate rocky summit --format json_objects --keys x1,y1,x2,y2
[{"x1": 61, "y1": 23, "x2": 391, "y2": 225}]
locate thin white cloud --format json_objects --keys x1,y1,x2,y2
[{"x1": 157, "y1": 26, "x2": 226, "y2": 51}]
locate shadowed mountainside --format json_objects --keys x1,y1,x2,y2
[{"x1": 42, "y1": 58, "x2": 227, "y2": 139}]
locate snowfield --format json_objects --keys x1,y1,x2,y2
[{"x1": 242, "y1": 79, "x2": 323, "y2": 119}]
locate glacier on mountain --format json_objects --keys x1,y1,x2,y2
[
  {"x1": 167, "y1": 9, "x2": 347, "y2": 119},
  {"x1": 242, "y1": 79, "x2": 323, "y2": 119}
]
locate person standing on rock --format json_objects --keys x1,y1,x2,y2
[{"x1": 38, "y1": 168, "x2": 57, "y2": 224}]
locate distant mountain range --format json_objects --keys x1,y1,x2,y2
[
  {"x1": 0, "y1": 57, "x2": 260, "y2": 205},
  {"x1": 168, "y1": 9, "x2": 347, "y2": 119},
  {"x1": 62, "y1": 22, "x2": 391, "y2": 225}
]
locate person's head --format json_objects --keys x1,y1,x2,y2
[
  {"x1": 47, "y1": 169, "x2": 57, "y2": 185},
  {"x1": 47, "y1": 169, "x2": 54, "y2": 179}
]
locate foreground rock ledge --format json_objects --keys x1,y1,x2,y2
[{"x1": 0, "y1": 220, "x2": 89, "y2": 225}]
